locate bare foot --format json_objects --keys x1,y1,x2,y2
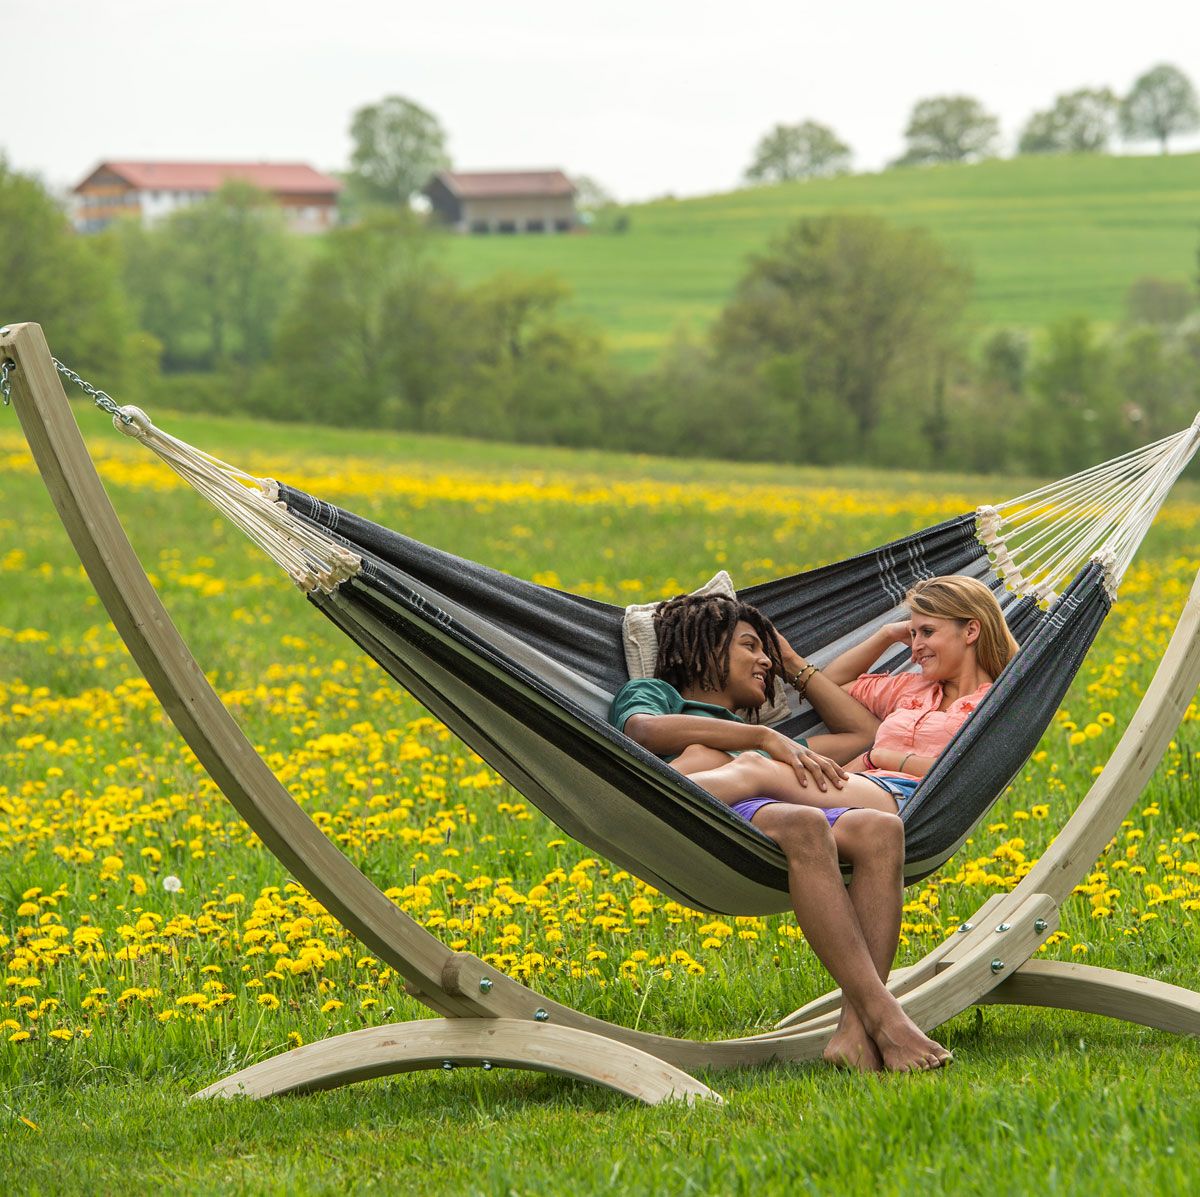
[
  {"x1": 869, "y1": 1010, "x2": 953, "y2": 1073},
  {"x1": 824, "y1": 1024, "x2": 884, "y2": 1072}
]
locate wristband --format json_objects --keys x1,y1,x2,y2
[
  {"x1": 863, "y1": 748, "x2": 876, "y2": 770},
  {"x1": 898, "y1": 753, "x2": 914, "y2": 774},
  {"x1": 790, "y1": 663, "x2": 819, "y2": 702}
]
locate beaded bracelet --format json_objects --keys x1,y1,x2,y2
[{"x1": 790, "y1": 663, "x2": 819, "y2": 702}]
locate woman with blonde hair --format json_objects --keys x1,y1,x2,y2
[{"x1": 829, "y1": 574, "x2": 1020, "y2": 807}]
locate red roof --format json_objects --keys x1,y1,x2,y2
[
  {"x1": 431, "y1": 170, "x2": 575, "y2": 199},
  {"x1": 75, "y1": 161, "x2": 342, "y2": 196}
]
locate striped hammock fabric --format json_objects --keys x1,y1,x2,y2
[{"x1": 116, "y1": 409, "x2": 1200, "y2": 914}]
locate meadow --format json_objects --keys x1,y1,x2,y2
[
  {"x1": 441, "y1": 154, "x2": 1200, "y2": 365},
  {"x1": 3, "y1": 403, "x2": 1200, "y2": 1194}
]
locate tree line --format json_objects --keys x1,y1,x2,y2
[
  {"x1": 745, "y1": 62, "x2": 1200, "y2": 184},
  {"x1": 3, "y1": 155, "x2": 1198, "y2": 481}
]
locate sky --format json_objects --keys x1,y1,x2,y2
[{"x1": 5, "y1": 0, "x2": 1200, "y2": 202}]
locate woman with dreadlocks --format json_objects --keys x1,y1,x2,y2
[{"x1": 608, "y1": 589, "x2": 969, "y2": 1072}]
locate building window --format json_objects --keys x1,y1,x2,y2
[
  {"x1": 525, "y1": 219, "x2": 545, "y2": 233},
  {"x1": 497, "y1": 221, "x2": 517, "y2": 234},
  {"x1": 470, "y1": 221, "x2": 490, "y2": 234},
  {"x1": 554, "y1": 219, "x2": 572, "y2": 232}
]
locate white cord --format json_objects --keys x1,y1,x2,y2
[
  {"x1": 978, "y1": 417, "x2": 1200, "y2": 603},
  {"x1": 113, "y1": 406, "x2": 361, "y2": 594}
]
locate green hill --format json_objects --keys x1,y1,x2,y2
[{"x1": 439, "y1": 154, "x2": 1200, "y2": 366}]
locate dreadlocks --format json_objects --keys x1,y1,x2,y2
[{"x1": 653, "y1": 592, "x2": 785, "y2": 716}]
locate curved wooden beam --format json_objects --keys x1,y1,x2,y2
[
  {"x1": 979, "y1": 959, "x2": 1200, "y2": 1037},
  {"x1": 193, "y1": 1018, "x2": 722, "y2": 1105},
  {"x1": 1016, "y1": 565, "x2": 1200, "y2": 909}
]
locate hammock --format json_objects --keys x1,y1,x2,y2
[
  {"x1": 12, "y1": 326, "x2": 1200, "y2": 1103},
  {"x1": 105, "y1": 401, "x2": 1200, "y2": 916}
]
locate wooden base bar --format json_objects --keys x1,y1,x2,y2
[
  {"x1": 194, "y1": 1018, "x2": 722, "y2": 1105},
  {"x1": 981, "y1": 959, "x2": 1200, "y2": 1036}
]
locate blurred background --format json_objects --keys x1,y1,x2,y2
[{"x1": 4, "y1": 0, "x2": 1199, "y2": 477}]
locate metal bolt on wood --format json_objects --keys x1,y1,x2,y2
[
  {"x1": 995, "y1": 923, "x2": 1011, "y2": 933},
  {"x1": 1034, "y1": 918, "x2": 1048, "y2": 933},
  {"x1": 479, "y1": 978, "x2": 493, "y2": 993},
  {"x1": 958, "y1": 923, "x2": 973, "y2": 933},
  {"x1": 990, "y1": 959, "x2": 1005, "y2": 974},
  {"x1": 534, "y1": 1009, "x2": 550, "y2": 1022}
]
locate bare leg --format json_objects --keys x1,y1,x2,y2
[
  {"x1": 685, "y1": 753, "x2": 899, "y2": 813},
  {"x1": 823, "y1": 810, "x2": 905, "y2": 1071},
  {"x1": 751, "y1": 803, "x2": 950, "y2": 1073}
]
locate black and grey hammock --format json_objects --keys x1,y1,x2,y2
[{"x1": 96, "y1": 398, "x2": 1200, "y2": 916}]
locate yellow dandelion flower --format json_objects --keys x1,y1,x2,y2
[{"x1": 257, "y1": 993, "x2": 281, "y2": 1009}]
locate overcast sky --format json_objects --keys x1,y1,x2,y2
[{"x1": 5, "y1": 0, "x2": 1199, "y2": 202}]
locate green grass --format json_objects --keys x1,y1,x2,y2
[
  {"x1": 3, "y1": 406, "x2": 1200, "y2": 1193},
  {"x1": 439, "y1": 154, "x2": 1200, "y2": 366}
]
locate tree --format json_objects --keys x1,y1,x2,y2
[
  {"x1": 1125, "y1": 276, "x2": 1193, "y2": 326},
  {"x1": 431, "y1": 273, "x2": 612, "y2": 446},
  {"x1": 137, "y1": 181, "x2": 296, "y2": 369},
  {"x1": 1018, "y1": 88, "x2": 1119, "y2": 154},
  {"x1": 346, "y1": 95, "x2": 451, "y2": 205},
  {"x1": 743, "y1": 121, "x2": 852, "y2": 184},
  {"x1": 572, "y1": 175, "x2": 615, "y2": 213},
  {"x1": 712, "y1": 213, "x2": 971, "y2": 447},
  {"x1": 1025, "y1": 317, "x2": 1123, "y2": 471},
  {"x1": 894, "y1": 96, "x2": 999, "y2": 166},
  {"x1": 272, "y1": 212, "x2": 458, "y2": 426},
  {"x1": 1119, "y1": 64, "x2": 1200, "y2": 153},
  {"x1": 573, "y1": 175, "x2": 631, "y2": 234},
  {"x1": 0, "y1": 156, "x2": 146, "y2": 395}
]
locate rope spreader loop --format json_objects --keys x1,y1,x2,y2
[{"x1": 0, "y1": 358, "x2": 13, "y2": 406}]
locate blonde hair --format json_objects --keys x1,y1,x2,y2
[{"x1": 905, "y1": 576, "x2": 1018, "y2": 682}]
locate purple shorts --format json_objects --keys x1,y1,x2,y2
[{"x1": 730, "y1": 798, "x2": 851, "y2": 827}]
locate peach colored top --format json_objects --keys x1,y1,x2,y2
[{"x1": 849, "y1": 672, "x2": 991, "y2": 779}]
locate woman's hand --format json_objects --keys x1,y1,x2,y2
[
  {"x1": 760, "y1": 729, "x2": 847, "y2": 792},
  {"x1": 883, "y1": 619, "x2": 913, "y2": 646}
]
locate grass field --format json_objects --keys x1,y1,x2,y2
[
  {"x1": 3, "y1": 404, "x2": 1200, "y2": 1193},
  {"x1": 439, "y1": 154, "x2": 1200, "y2": 366}
]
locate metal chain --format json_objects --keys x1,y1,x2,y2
[
  {"x1": 51, "y1": 358, "x2": 132, "y2": 422},
  {"x1": 0, "y1": 351, "x2": 134, "y2": 423}
]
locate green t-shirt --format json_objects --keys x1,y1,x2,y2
[
  {"x1": 608, "y1": 678, "x2": 805, "y2": 762},
  {"x1": 609, "y1": 677, "x2": 747, "y2": 734}
]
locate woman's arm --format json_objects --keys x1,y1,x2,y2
[
  {"x1": 821, "y1": 622, "x2": 912, "y2": 687},
  {"x1": 844, "y1": 746, "x2": 935, "y2": 778},
  {"x1": 774, "y1": 635, "x2": 880, "y2": 763}
]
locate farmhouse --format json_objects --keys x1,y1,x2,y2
[
  {"x1": 424, "y1": 169, "x2": 578, "y2": 233},
  {"x1": 72, "y1": 161, "x2": 342, "y2": 234}
]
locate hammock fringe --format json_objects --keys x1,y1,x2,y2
[
  {"x1": 113, "y1": 405, "x2": 361, "y2": 594},
  {"x1": 976, "y1": 415, "x2": 1200, "y2": 604}
]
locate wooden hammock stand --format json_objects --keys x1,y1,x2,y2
[{"x1": 5, "y1": 320, "x2": 1199, "y2": 1106}]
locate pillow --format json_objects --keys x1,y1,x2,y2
[{"x1": 622, "y1": 571, "x2": 791, "y2": 724}]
